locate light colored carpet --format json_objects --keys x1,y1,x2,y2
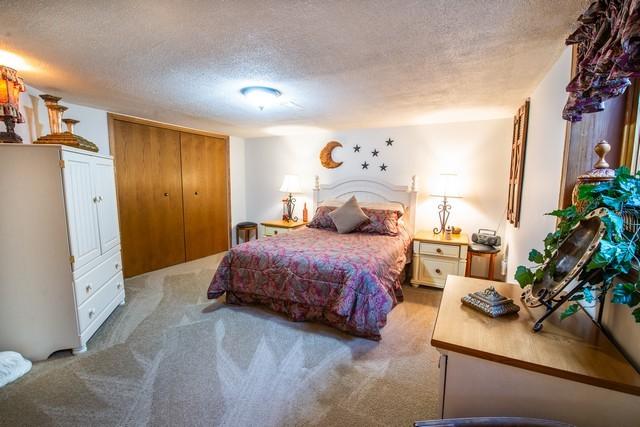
[{"x1": 0, "y1": 254, "x2": 443, "y2": 427}]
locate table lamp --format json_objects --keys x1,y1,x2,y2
[
  {"x1": 0, "y1": 65, "x2": 26, "y2": 144},
  {"x1": 431, "y1": 173, "x2": 461, "y2": 235},
  {"x1": 280, "y1": 174, "x2": 301, "y2": 222}
]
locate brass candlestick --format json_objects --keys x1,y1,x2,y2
[
  {"x1": 34, "y1": 94, "x2": 99, "y2": 152},
  {"x1": 62, "y1": 118, "x2": 79, "y2": 133}
]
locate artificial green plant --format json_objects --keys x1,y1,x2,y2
[{"x1": 515, "y1": 167, "x2": 640, "y2": 323}]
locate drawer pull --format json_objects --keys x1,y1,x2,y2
[
  {"x1": 88, "y1": 309, "x2": 96, "y2": 319},
  {"x1": 274, "y1": 230, "x2": 278, "y2": 235},
  {"x1": 85, "y1": 285, "x2": 92, "y2": 293},
  {"x1": 435, "y1": 268, "x2": 442, "y2": 274},
  {"x1": 436, "y1": 248, "x2": 443, "y2": 254}
]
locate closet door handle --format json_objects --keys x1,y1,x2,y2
[
  {"x1": 194, "y1": 191, "x2": 199, "y2": 196},
  {"x1": 164, "y1": 192, "x2": 169, "y2": 197}
]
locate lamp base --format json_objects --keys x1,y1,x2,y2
[
  {"x1": 0, "y1": 131, "x2": 23, "y2": 144},
  {"x1": 284, "y1": 193, "x2": 298, "y2": 222},
  {"x1": 432, "y1": 196, "x2": 452, "y2": 235},
  {"x1": 0, "y1": 117, "x2": 23, "y2": 144}
]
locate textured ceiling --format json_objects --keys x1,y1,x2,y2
[{"x1": 1, "y1": 0, "x2": 589, "y2": 137}]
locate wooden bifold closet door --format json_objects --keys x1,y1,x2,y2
[
  {"x1": 110, "y1": 116, "x2": 230, "y2": 277},
  {"x1": 180, "y1": 133, "x2": 230, "y2": 261}
]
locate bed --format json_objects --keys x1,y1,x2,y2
[{"x1": 207, "y1": 176, "x2": 418, "y2": 340}]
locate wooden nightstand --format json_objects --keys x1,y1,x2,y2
[
  {"x1": 261, "y1": 219, "x2": 308, "y2": 237},
  {"x1": 411, "y1": 230, "x2": 469, "y2": 288}
]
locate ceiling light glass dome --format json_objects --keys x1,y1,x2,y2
[{"x1": 240, "y1": 86, "x2": 281, "y2": 110}]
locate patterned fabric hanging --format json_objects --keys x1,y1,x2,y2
[{"x1": 563, "y1": 0, "x2": 640, "y2": 122}]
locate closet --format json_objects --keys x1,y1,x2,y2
[{"x1": 109, "y1": 114, "x2": 230, "y2": 277}]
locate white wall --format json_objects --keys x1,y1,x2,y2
[
  {"x1": 504, "y1": 47, "x2": 572, "y2": 279},
  {"x1": 229, "y1": 136, "x2": 247, "y2": 246},
  {"x1": 16, "y1": 85, "x2": 110, "y2": 153},
  {"x1": 244, "y1": 119, "x2": 513, "y2": 265}
]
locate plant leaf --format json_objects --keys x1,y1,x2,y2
[
  {"x1": 528, "y1": 249, "x2": 544, "y2": 264},
  {"x1": 560, "y1": 303, "x2": 580, "y2": 320},
  {"x1": 514, "y1": 266, "x2": 534, "y2": 288}
]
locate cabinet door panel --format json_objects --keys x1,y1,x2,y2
[
  {"x1": 61, "y1": 152, "x2": 101, "y2": 270},
  {"x1": 180, "y1": 133, "x2": 230, "y2": 261},
  {"x1": 113, "y1": 120, "x2": 185, "y2": 277},
  {"x1": 92, "y1": 158, "x2": 120, "y2": 253}
]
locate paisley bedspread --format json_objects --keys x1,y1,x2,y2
[{"x1": 207, "y1": 226, "x2": 412, "y2": 340}]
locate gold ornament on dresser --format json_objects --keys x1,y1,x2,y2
[
  {"x1": 34, "y1": 94, "x2": 99, "y2": 152},
  {"x1": 571, "y1": 140, "x2": 614, "y2": 212}
]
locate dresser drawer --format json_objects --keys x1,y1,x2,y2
[
  {"x1": 418, "y1": 256, "x2": 459, "y2": 286},
  {"x1": 77, "y1": 271, "x2": 124, "y2": 333},
  {"x1": 74, "y1": 250, "x2": 122, "y2": 306},
  {"x1": 419, "y1": 242, "x2": 460, "y2": 258}
]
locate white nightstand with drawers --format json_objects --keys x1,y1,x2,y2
[
  {"x1": 260, "y1": 219, "x2": 308, "y2": 237},
  {"x1": 411, "y1": 231, "x2": 469, "y2": 288}
]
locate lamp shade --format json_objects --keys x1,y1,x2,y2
[
  {"x1": 431, "y1": 173, "x2": 462, "y2": 198},
  {"x1": 280, "y1": 174, "x2": 301, "y2": 193},
  {"x1": 0, "y1": 65, "x2": 25, "y2": 122}
]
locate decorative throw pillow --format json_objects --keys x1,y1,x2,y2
[
  {"x1": 307, "y1": 206, "x2": 337, "y2": 230},
  {"x1": 320, "y1": 199, "x2": 404, "y2": 218},
  {"x1": 358, "y1": 208, "x2": 400, "y2": 236},
  {"x1": 328, "y1": 196, "x2": 369, "y2": 234}
]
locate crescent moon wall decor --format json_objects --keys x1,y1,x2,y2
[{"x1": 320, "y1": 140, "x2": 343, "y2": 169}]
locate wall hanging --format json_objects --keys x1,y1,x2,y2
[
  {"x1": 507, "y1": 98, "x2": 530, "y2": 227},
  {"x1": 319, "y1": 140, "x2": 343, "y2": 169},
  {"x1": 563, "y1": 0, "x2": 640, "y2": 122}
]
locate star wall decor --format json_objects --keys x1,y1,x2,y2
[
  {"x1": 386, "y1": 138, "x2": 393, "y2": 146},
  {"x1": 353, "y1": 144, "x2": 361, "y2": 152},
  {"x1": 371, "y1": 149, "x2": 379, "y2": 157},
  {"x1": 380, "y1": 163, "x2": 388, "y2": 171},
  {"x1": 361, "y1": 161, "x2": 369, "y2": 170}
]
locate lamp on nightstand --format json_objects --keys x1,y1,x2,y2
[
  {"x1": 280, "y1": 174, "x2": 301, "y2": 222},
  {"x1": 431, "y1": 173, "x2": 462, "y2": 235}
]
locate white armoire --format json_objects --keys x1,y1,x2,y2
[{"x1": 0, "y1": 144, "x2": 124, "y2": 361}]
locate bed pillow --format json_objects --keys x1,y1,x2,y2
[
  {"x1": 358, "y1": 208, "x2": 400, "y2": 236},
  {"x1": 307, "y1": 206, "x2": 337, "y2": 230},
  {"x1": 320, "y1": 199, "x2": 404, "y2": 218},
  {"x1": 328, "y1": 196, "x2": 369, "y2": 234}
]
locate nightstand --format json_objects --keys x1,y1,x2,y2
[
  {"x1": 411, "y1": 231, "x2": 469, "y2": 288},
  {"x1": 261, "y1": 219, "x2": 308, "y2": 237}
]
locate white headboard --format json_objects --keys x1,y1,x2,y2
[{"x1": 313, "y1": 175, "x2": 419, "y2": 234}]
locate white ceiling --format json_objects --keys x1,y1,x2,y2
[{"x1": 1, "y1": 0, "x2": 588, "y2": 137}]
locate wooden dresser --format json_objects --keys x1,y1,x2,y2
[
  {"x1": 431, "y1": 276, "x2": 640, "y2": 427},
  {"x1": 0, "y1": 145, "x2": 124, "y2": 360}
]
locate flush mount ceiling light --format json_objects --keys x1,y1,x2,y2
[{"x1": 240, "y1": 86, "x2": 281, "y2": 110}]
